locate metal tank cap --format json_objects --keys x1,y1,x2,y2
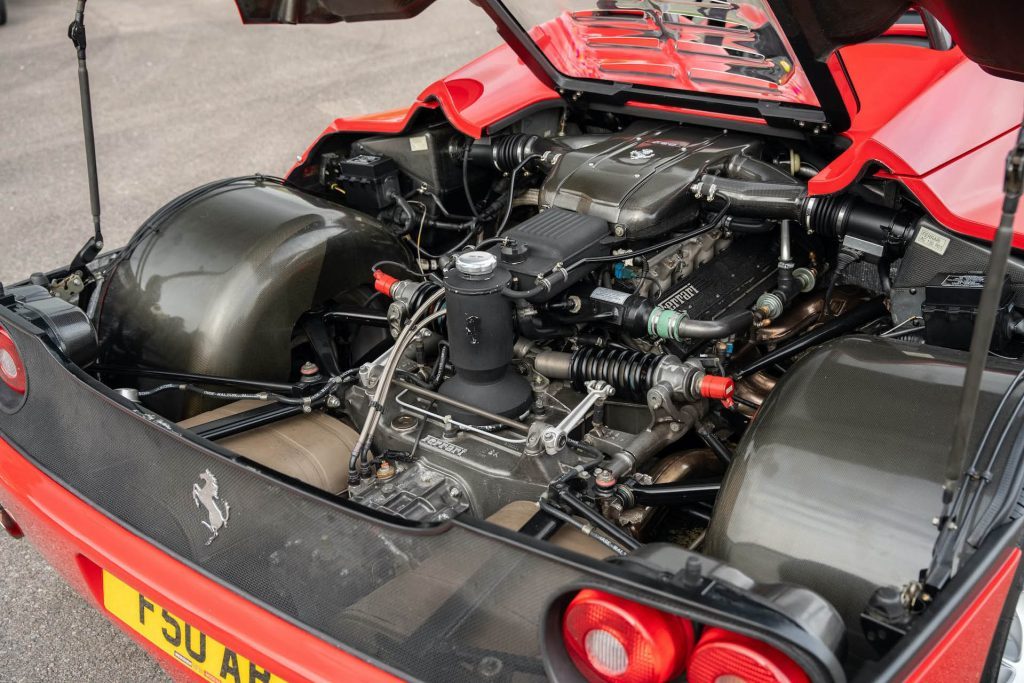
[{"x1": 455, "y1": 251, "x2": 497, "y2": 278}]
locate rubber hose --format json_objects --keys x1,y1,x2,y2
[{"x1": 676, "y1": 309, "x2": 754, "y2": 338}]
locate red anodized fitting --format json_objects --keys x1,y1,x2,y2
[
  {"x1": 373, "y1": 270, "x2": 399, "y2": 297},
  {"x1": 699, "y1": 375, "x2": 735, "y2": 408}
]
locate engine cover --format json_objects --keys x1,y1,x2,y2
[{"x1": 539, "y1": 125, "x2": 758, "y2": 239}]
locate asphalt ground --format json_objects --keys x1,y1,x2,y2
[{"x1": 0, "y1": 1, "x2": 498, "y2": 679}]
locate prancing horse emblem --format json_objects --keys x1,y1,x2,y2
[{"x1": 193, "y1": 469, "x2": 230, "y2": 545}]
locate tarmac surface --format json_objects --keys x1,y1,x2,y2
[{"x1": 0, "y1": 0, "x2": 497, "y2": 679}]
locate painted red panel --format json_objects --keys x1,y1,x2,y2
[
  {"x1": 0, "y1": 436, "x2": 398, "y2": 683},
  {"x1": 810, "y1": 42, "x2": 1024, "y2": 247},
  {"x1": 287, "y1": 44, "x2": 560, "y2": 177},
  {"x1": 904, "y1": 547, "x2": 1021, "y2": 683},
  {"x1": 904, "y1": 127, "x2": 1024, "y2": 247},
  {"x1": 528, "y1": 7, "x2": 820, "y2": 106}
]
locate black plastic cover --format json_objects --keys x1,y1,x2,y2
[
  {"x1": 3, "y1": 285, "x2": 97, "y2": 367},
  {"x1": 539, "y1": 126, "x2": 758, "y2": 240},
  {"x1": 354, "y1": 126, "x2": 465, "y2": 195},
  {"x1": 491, "y1": 208, "x2": 608, "y2": 299},
  {"x1": 328, "y1": 153, "x2": 401, "y2": 213}
]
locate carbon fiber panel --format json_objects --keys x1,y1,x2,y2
[
  {"x1": 0, "y1": 319, "x2": 605, "y2": 682},
  {"x1": 0, "y1": 311, "x2": 848, "y2": 682}
]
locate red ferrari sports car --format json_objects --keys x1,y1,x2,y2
[{"x1": 3, "y1": 1, "x2": 1024, "y2": 681}]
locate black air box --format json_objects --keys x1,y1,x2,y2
[
  {"x1": 489, "y1": 208, "x2": 608, "y2": 300},
  {"x1": 354, "y1": 125, "x2": 464, "y2": 194},
  {"x1": 921, "y1": 272, "x2": 1013, "y2": 351},
  {"x1": 2, "y1": 285, "x2": 96, "y2": 365},
  {"x1": 323, "y1": 153, "x2": 401, "y2": 214}
]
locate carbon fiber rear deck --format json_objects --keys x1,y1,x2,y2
[{"x1": 0, "y1": 318, "x2": 618, "y2": 681}]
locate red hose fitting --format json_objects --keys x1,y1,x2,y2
[
  {"x1": 373, "y1": 270, "x2": 399, "y2": 297},
  {"x1": 699, "y1": 375, "x2": 735, "y2": 408}
]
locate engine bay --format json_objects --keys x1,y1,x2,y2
[{"x1": 12, "y1": 105, "x2": 1024, "y2": 675}]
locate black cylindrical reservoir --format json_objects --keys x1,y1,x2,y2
[{"x1": 439, "y1": 252, "x2": 531, "y2": 423}]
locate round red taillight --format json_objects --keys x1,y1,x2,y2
[
  {"x1": 562, "y1": 589, "x2": 694, "y2": 683},
  {"x1": 0, "y1": 326, "x2": 26, "y2": 395},
  {"x1": 688, "y1": 627, "x2": 809, "y2": 683}
]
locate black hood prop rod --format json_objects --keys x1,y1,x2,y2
[
  {"x1": 68, "y1": 0, "x2": 104, "y2": 271},
  {"x1": 926, "y1": 106, "x2": 1024, "y2": 591}
]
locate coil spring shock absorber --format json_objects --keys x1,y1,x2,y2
[
  {"x1": 536, "y1": 346, "x2": 735, "y2": 406},
  {"x1": 568, "y1": 347, "x2": 667, "y2": 402}
]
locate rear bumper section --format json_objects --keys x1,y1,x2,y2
[{"x1": 0, "y1": 436, "x2": 397, "y2": 683}]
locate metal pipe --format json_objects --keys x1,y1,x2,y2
[
  {"x1": 779, "y1": 219, "x2": 792, "y2": 262},
  {"x1": 324, "y1": 309, "x2": 389, "y2": 327},
  {"x1": 697, "y1": 427, "x2": 733, "y2": 465},
  {"x1": 192, "y1": 402, "x2": 310, "y2": 441},
  {"x1": 607, "y1": 407, "x2": 701, "y2": 478},
  {"x1": 538, "y1": 500, "x2": 629, "y2": 556},
  {"x1": 393, "y1": 389, "x2": 527, "y2": 445},
  {"x1": 350, "y1": 291, "x2": 447, "y2": 480},
  {"x1": 393, "y1": 380, "x2": 529, "y2": 434}
]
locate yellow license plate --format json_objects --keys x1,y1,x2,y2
[{"x1": 103, "y1": 571, "x2": 285, "y2": 683}]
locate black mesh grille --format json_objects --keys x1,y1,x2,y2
[{"x1": 0, "y1": 318, "x2": 623, "y2": 682}]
